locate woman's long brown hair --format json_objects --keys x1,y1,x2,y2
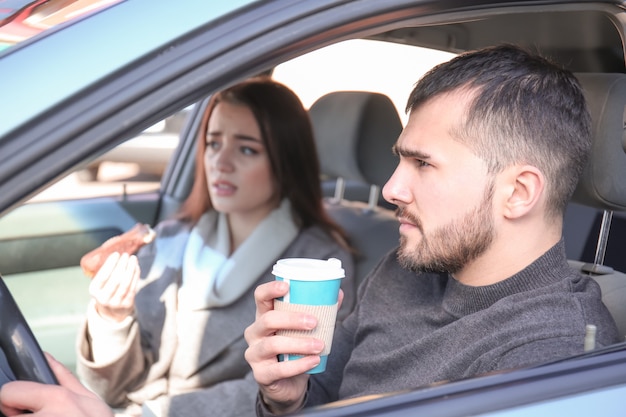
[{"x1": 176, "y1": 77, "x2": 350, "y2": 249}]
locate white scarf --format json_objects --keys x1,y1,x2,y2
[{"x1": 178, "y1": 199, "x2": 298, "y2": 310}]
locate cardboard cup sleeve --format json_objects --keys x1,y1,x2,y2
[{"x1": 274, "y1": 300, "x2": 338, "y2": 355}]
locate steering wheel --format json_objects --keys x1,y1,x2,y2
[{"x1": 0, "y1": 274, "x2": 57, "y2": 415}]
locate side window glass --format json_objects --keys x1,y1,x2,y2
[
  {"x1": 27, "y1": 108, "x2": 192, "y2": 203},
  {"x1": 273, "y1": 39, "x2": 456, "y2": 125}
]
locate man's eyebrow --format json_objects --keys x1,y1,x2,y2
[{"x1": 392, "y1": 144, "x2": 431, "y2": 160}]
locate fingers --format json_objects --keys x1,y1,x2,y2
[
  {"x1": 45, "y1": 353, "x2": 92, "y2": 397},
  {"x1": 245, "y1": 281, "x2": 325, "y2": 385},
  {"x1": 0, "y1": 353, "x2": 112, "y2": 417},
  {"x1": 0, "y1": 353, "x2": 59, "y2": 415},
  {"x1": 245, "y1": 334, "x2": 323, "y2": 385},
  {"x1": 244, "y1": 328, "x2": 318, "y2": 413},
  {"x1": 114, "y1": 255, "x2": 140, "y2": 305},
  {"x1": 0, "y1": 380, "x2": 110, "y2": 417},
  {"x1": 89, "y1": 253, "x2": 139, "y2": 322},
  {"x1": 0, "y1": 368, "x2": 72, "y2": 415},
  {"x1": 244, "y1": 281, "x2": 327, "y2": 413},
  {"x1": 90, "y1": 253, "x2": 138, "y2": 303},
  {"x1": 245, "y1": 282, "x2": 318, "y2": 347},
  {"x1": 253, "y1": 281, "x2": 289, "y2": 320},
  {"x1": 90, "y1": 252, "x2": 122, "y2": 290},
  {"x1": 0, "y1": 380, "x2": 51, "y2": 415}
]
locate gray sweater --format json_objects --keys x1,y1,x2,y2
[{"x1": 259, "y1": 240, "x2": 619, "y2": 414}]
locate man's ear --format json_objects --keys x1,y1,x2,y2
[{"x1": 502, "y1": 165, "x2": 545, "y2": 220}]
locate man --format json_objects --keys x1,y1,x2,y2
[
  {"x1": 243, "y1": 44, "x2": 620, "y2": 415},
  {"x1": 0, "y1": 44, "x2": 618, "y2": 417}
]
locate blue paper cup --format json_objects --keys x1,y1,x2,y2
[{"x1": 273, "y1": 258, "x2": 345, "y2": 374}]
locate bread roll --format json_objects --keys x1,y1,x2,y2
[{"x1": 80, "y1": 223, "x2": 155, "y2": 278}]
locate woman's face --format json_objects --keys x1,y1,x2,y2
[{"x1": 204, "y1": 101, "x2": 278, "y2": 224}]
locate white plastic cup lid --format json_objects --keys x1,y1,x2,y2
[{"x1": 272, "y1": 258, "x2": 345, "y2": 281}]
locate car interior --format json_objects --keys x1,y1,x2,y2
[
  {"x1": 302, "y1": 66, "x2": 626, "y2": 346},
  {"x1": 310, "y1": 72, "x2": 626, "y2": 344},
  {"x1": 567, "y1": 72, "x2": 626, "y2": 341},
  {"x1": 309, "y1": 90, "x2": 402, "y2": 210},
  {"x1": 308, "y1": 90, "x2": 403, "y2": 286},
  {"x1": 307, "y1": 7, "x2": 626, "y2": 349},
  {"x1": 3, "y1": 1, "x2": 626, "y2": 412}
]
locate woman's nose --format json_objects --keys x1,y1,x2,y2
[{"x1": 211, "y1": 147, "x2": 235, "y2": 172}]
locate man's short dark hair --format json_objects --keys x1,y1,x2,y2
[{"x1": 406, "y1": 44, "x2": 592, "y2": 218}]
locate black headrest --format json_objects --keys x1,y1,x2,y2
[
  {"x1": 572, "y1": 73, "x2": 626, "y2": 212},
  {"x1": 309, "y1": 91, "x2": 402, "y2": 188}
]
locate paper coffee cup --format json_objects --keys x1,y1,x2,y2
[{"x1": 273, "y1": 257, "x2": 345, "y2": 374}]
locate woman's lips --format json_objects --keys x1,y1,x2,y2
[{"x1": 212, "y1": 180, "x2": 236, "y2": 196}]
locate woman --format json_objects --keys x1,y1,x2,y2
[{"x1": 75, "y1": 77, "x2": 355, "y2": 417}]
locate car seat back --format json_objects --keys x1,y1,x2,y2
[
  {"x1": 310, "y1": 91, "x2": 402, "y2": 288},
  {"x1": 309, "y1": 91, "x2": 402, "y2": 209},
  {"x1": 570, "y1": 73, "x2": 626, "y2": 341},
  {"x1": 325, "y1": 198, "x2": 399, "y2": 288}
]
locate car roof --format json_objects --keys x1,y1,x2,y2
[{"x1": 370, "y1": 4, "x2": 625, "y2": 73}]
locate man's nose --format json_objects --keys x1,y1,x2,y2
[{"x1": 382, "y1": 166, "x2": 411, "y2": 206}]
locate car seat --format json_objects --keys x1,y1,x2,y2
[
  {"x1": 309, "y1": 91, "x2": 402, "y2": 209},
  {"x1": 325, "y1": 198, "x2": 399, "y2": 290},
  {"x1": 310, "y1": 91, "x2": 401, "y2": 287},
  {"x1": 568, "y1": 73, "x2": 626, "y2": 341}
]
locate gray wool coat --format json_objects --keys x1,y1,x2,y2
[{"x1": 76, "y1": 217, "x2": 355, "y2": 417}]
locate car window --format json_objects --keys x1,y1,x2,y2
[
  {"x1": 27, "y1": 107, "x2": 193, "y2": 203},
  {"x1": 0, "y1": 2, "x2": 625, "y2": 414},
  {"x1": 27, "y1": 39, "x2": 452, "y2": 205},
  {"x1": 0, "y1": 0, "x2": 122, "y2": 53},
  {"x1": 273, "y1": 39, "x2": 456, "y2": 125}
]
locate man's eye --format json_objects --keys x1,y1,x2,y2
[{"x1": 416, "y1": 159, "x2": 430, "y2": 167}]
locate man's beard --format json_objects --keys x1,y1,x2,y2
[{"x1": 396, "y1": 183, "x2": 496, "y2": 274}]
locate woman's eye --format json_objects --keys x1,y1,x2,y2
[
  {"x1": 206, "y1": 140, "x2": 220, "y2": 150},
  {"x1": 241, "y1": 146, "x2": 258, "y2": 156}
]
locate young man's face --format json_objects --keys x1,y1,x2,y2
[{"x1": 382, "y1": 89, "x2": 496, "y2": 275}]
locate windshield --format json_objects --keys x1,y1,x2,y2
[
  {"x1": 0, "y1": 0, "x2": 121, "y2": 53},
  {"x1": 0, "y1": 0, "x2": 256, "y2": 137}
]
